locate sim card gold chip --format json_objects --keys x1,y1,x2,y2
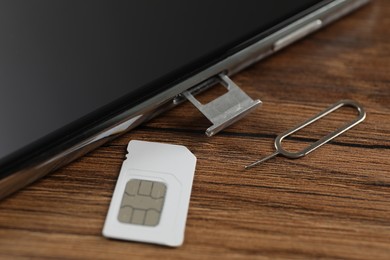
[{"x1": 118, "y1": 179, "x2": 166, "y2": 226}]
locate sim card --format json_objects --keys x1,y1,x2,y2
[{"x1": 102, "y1": 140, "x2": 197, "y2": 247}]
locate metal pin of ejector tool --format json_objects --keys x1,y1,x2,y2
[{"x1": 245, "y1": 100, "x2": 366, "y2": 169}]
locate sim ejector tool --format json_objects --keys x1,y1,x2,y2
[{"x1": 245, "y1": 100, "x2": 366, "y2": 169}]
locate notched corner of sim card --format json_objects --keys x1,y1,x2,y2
[
  {"x1": 126, "y1": 140, "x2": 197, "y2": 162},
  {"x1": 174, "y1": 143, "x2": 197, "y2": 162}
]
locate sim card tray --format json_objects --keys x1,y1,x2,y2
[{"x1": 183, "y1": 74, "x2": 262, "y2": 137}]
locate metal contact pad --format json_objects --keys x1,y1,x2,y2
[{"x1": 118, "y1": 179, "x2": 167, "y2": 227}]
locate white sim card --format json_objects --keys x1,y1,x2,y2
[{"x1": 102, "y1": 140, "x2": 197, "y2": 247}]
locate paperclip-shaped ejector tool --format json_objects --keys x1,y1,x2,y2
[
  {"x1": 245, "y1": 100, "x2": 366, "y2": 169},
  {"x1": 183, "y1": 74, "x2": 261, "y2": 137}
]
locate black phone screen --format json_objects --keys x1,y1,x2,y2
[{"x1": 0, "y1": 0, "x2": 327, "y2": 168}]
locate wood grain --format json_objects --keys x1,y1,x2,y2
[{"x1": 1, "y1": 1, "x2": 389, "y2": 259}]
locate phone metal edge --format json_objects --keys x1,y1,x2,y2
[{"x1": 0, "y1": 0, "x2": 370, "y2": 199}]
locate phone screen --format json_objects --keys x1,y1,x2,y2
[{"x1": 0, "y1": 0, "x2": 326, "y2": 168}]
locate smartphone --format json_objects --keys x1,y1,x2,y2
[{"x1": 0, "y1": 0, "x2": 369, "y2": 199}]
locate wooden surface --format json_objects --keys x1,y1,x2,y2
[{"x1": 1, "y1": 1, "x2": 389, "y2": 259}]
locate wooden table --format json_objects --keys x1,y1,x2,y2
[{"x1": 1, "y1": 1, "x2": 389, "y2": 259}]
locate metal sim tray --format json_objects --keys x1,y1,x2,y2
[{"x1": 183, "y1": 74, "x2": 262, "y2": 137}]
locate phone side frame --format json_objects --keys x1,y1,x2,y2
[{"x1": 0, "y1": 0, "x2": 370, "y2": 199}]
